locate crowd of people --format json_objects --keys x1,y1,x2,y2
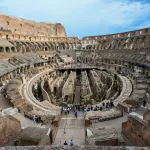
[
  {"x1": 62, "y1": 104, "x2": 78, "y2": 118},
  {"x1": 61, "y1": 101, "x2": 115, "y2": 118},
  {"x1": 61, "y1": 101, "x2": 115, "y2": 147}
]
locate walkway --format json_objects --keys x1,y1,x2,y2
[
  {"x1": 114, "y1": 75, "x2": 132, "y2": 106},
  {"x1": 54, "y1": 112, "x2": 85, "y2": 146},
  {"x1": 12, "y1": 113, "x2": 37, "y2": 129},
  {"x1": 0, "y1": 92, "x2": 13, "y2": 109},
  {"x1": 74, "y1": 86, "x2": 81, "y2": 104},
  {"x1": 92, "y1": 112, "x2": 128, "y2": 132}
]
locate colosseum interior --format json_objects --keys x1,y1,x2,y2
[{"x1": 0, "y1": 14, "x2": 150, "y2": 150}]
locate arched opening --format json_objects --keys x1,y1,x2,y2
[
  {"x1": 0, "y1": 47, "x2": 4, "y2": 52},
  {"x1": 6, "y1": 47, "x2": 10, "y2": 52},
  {"x1": 6, "y1": 34, "x2": 8, "y2": 40},
  {"x1": 86, "y1": 45, "x2": 92, "y2": 50},
  {"x1": 61, "y1": 43, "x2": 65, "y2": 50},
  {"x1": 11, "y1": 47, "x2": 15, "y2": 52},
  {"x1": 45, "y1": 47, "x2": 48, "y2": 51}
]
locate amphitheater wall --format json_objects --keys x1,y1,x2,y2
[
  {"x1": 122, "y1": 115, "x2": 150, "y2": 146},
  {"x1": 0, "y1": 116, "x2": 21, "y2": 146},
  {"x1": 82, "y1": 27, "x2": 150, "y2": 40}
]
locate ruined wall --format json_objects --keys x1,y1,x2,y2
[
  {"x1": 122, "y1": 115, "x2": 150, "y2": 146},
  {"x1": 0, "y1": 116, "x2": 21, "y2": 146},
  {"x1": 0, "y1": 14, "x2": 67, "y2": 37}
]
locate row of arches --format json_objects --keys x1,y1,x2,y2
[
  {"x1": 95, "y1": 35, "x2": 150, "y2": 50},
  {"x1": 0, "y1": 40, "x2": 82, "y2": 53},
  {"x1": 0, "y1": 32, "x2": 78, "y2": 42},
  {"x1": 0, "y1": 46, "x2": 15, "y2": 53}
]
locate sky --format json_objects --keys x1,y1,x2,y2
[{"x1": 0, "y1": 0, "x2": 150, "y2": 39}]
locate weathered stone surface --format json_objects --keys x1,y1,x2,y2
[
  {"x1": 0, "y1": 116, "x2": 21, "y2": 146},
  {"x1": 0, "y1": 14, "x2": 67, "y2": 37},
  {"x1": 0, "y1": 146, "x2": 150, "y2": 150}
]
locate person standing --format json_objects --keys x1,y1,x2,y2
[
  {"x1": 64, "y1": 141, "x2": 68, "y2": 146},
  {"x1": 70, "y1": 139, "x2": 74, "y2": 146},
  {"x1": 82, "y1": 105, "x2": 84, "y2": 112},
  {"x1": 143, "y1": 99, "x2": 146, "y2": 107},
  {"x1": 74, "y1": 110, "x2": 78, "y2": 118},
  {"x1": 67, "y1": 107, "x2": 70, "y2": 114}
]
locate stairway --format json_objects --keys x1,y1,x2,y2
[{"x1": 74, "y1": 86, "x2": 81, "y2": 104}]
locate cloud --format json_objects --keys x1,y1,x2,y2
[{"x1": 0, "y1": 0, "x2": 150, "y2": 38}]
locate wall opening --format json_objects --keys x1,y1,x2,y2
[
  {"x1": 45, "y1": 47, "x2": 48, "y2": 51},
  {"x1": 0, "y1": 47, "x2": 4, "y2": 52},
  {"x1": 6, "y1": 34, "x2": 8, "y2": 40},
  {"x1": 11, "y1": 47, "x2": 15, "y2": 52},
  {"x1": 6, "y1": 47, "x2": 10, "y2": 52}
]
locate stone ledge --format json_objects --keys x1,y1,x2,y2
[{"x1": 0, "y1": 146, "x2": 149, "y2": 150}]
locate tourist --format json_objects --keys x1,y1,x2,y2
[
  {"x1": 35, "y1": 116, "x2": 38, "y2": 123},
  {"x1": 74, "y1": 110, "x2": 78, "y2": 118},
  {"x1": 91, "y1": 106, "x2": 93, "y2": 111},
  {"x1": 110, "y1": 101, "x2": 114, "y2": 108},
  {"x1": 143, "y1": 99, "x2": 146, "y2": 107},
  {"x1": 64, "y1": 141, "x2": 68, "y2": 146},
  {"x1": 33, "y1": 115, "x2": 36, "y2": 122},
  {"x1": 95, "y1": 105, "x2": 98, "y2": 111},
  {"x1": 102, "y1": 103, "x2": 105, "y2": 110},
  {"x1": 70, "y1": 139, "x2": 74, "y2": 146},
  {"x1": 64, "y1": 107, "x2": 67, "y2": 115},
  {"x1": 24, "y1": 111, "x2": 27, "y2": 117},
  {"x1": 82, "y1": 105, "x2": 84, "y2": 111},
  {"x1": 100, "y1": 106, "x2": 102, "y2": 111},
  {"x1": 94, "y1": 107, "x2": 97, "y2": 111},
  {"x1": 67, "y1": 107, "x2": 70, "y2": 114},
  {"x1": 102, "y1": 102, "x2": 105, "y2": 107}
]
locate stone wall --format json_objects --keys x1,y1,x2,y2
[
  {"x1": 0, "y1": 14, "x2": 67, "y2": 37},
  {"x1": 122, "y1": 115, "x2": 150, "y2": 146},
  {"x1": 0, "y1": 146, "x2": 150, "y2": 150},
  {"x1": 0, "y1": 116, "x2": 21, "y2": 146}
]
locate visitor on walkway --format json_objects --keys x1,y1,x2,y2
[
  {"x1": 67, "y1": 107, "x2": 70, "y2": 114},
  {"x1": 110, "y1": 101, "x2": 114, "y2": 108},
  {"x1": 82, "y1": 105, "x2": 84, "y2": 111},
  {"x1": 74, "y1": 110, "x2": 78, "y2": 118},
  {"x1": 70, "y1": 139, "x2": 74, "y2": 146},
  {"x1": 100, "y1": 106, "x2": 102, "y2": 111},
  {"x1": 64, "y1": 141, "x2": 68, "y2": 146},
  {"x1": 143, "y1": 99, "x2": 146, "y2": 107},
  {"x1": 64, "y1": 107, "x2": 67, "y2": 115}
]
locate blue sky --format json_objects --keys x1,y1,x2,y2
[{"x1": 0, "y1": 0, "x2": 150, "y2": 39}]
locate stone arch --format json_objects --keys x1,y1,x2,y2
[
  {"x1": 45, "y1": 46, "x2": 48, "y2": 51},
  {"x1": 6, "y1": 47, "x2": 10, "y2": 52},
  {"x1": 51, "y1": 42, "x2": 56, "y2": 50},
  {"x1": 65, "y1": 42, "x2": 69, "y2": 49},
  {"x1": 68, "y1": 43, "x2": 73, "y2": 49},
  {"x1": 0, "y1": 47, "x2": 4, "y2": 52},
  {"x1": 55, "y1": 42, "x2": 60, "y2": 50},
  {"x1": 44, "y1": 42, "x2": 51, "y2": 51},
  {"x1": 25, "y1": 42, "x2": 32, "y2": 52},
  {"x1": 76, "y1": 42, "x2": 82, "y2": 50},
  {"x1": 61, "y1": 42, "x2": 65, "y2": 50},
  {"x1": 6, "y1": 34, "x2": 9, "y2": 40},
  {"x1": 11, "y1": 47, "x2": 15, "y2": 52}
]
